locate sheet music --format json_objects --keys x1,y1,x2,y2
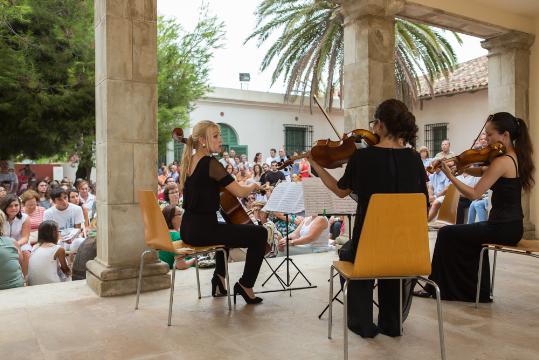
[
  {"x1": 262, "y1": 182, "x2": 304, "y2": 214},
  {"x1": 302, "y1": 177, "x2": 357, "y2": 217}
]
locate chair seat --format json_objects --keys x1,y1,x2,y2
[
  {"x1": 333, "y1": 260, "x2": 356, "y2": 279},
  {"x1": 483, "y1": 239, "x2": 539, "y2": 254},
  {"x1": 172, "y1": 241, "x2": 225, "y2": 255}
]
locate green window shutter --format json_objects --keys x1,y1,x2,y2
[
  {"x1": 284, "y1": 125, "x2": 312, "y2": 155},
  {"x1": 218, "y1": 123, "x2": 238, "y2": 146}
]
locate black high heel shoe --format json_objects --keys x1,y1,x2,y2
[
  {"x1": 233, "y1": 282, "x2": 263, "y2": 305},
  {"x1": 211, "y1": 275, "x2": 227, "y2": 297}
]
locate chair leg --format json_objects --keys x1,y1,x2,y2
[
  {"x1": 475, "y1": 247, "x2": 488, "y2": 308},
  {"x1": 134, "y1": 250, "x2": 151, "y2": 310},
  {"x1": 399, "y1": 279, "x2": 403, "y2": 336},
  {"x1": 422, "y1": 278, "x2": 446, "y2": 360},
  {"x1": 343, "y1": 279, "x2": 349, "y2": 360},
  {"x1": 221, "y1": 249, "x2": 231, "y2": 311},
  {"x1": 328, "y1": 266, "x2": 334, "y2": 339},
  {"x1": 491, "y1": 249, "x2": 498, "y2": 299},
  {"x1": 168, "y1": 258, "x2": 177, "y2": 326},
  {"x1": 195, "y1": 256, "x2": 201, "y2": 299}
]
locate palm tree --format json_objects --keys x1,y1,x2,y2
[{"x1": 245, "y1": 0, "x2": 461, "y2": 109}]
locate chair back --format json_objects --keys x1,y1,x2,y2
[
  {"x1": 352, "y1": 193, "x2": 431, "y2": 277},
  {"x1": 436, "y1": 184, "x2": 459, "y2": 225},
  {"x1": 138, "y1": 190, "x2": 176, "y2": 253}
]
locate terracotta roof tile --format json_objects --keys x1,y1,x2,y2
[{"x1": 418, "y1": 56, "x2": 488, "y2": 98}]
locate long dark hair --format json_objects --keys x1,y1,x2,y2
[
  {"x1": 253, "y1": 163, "x2": 262, "y2": 177},
  {"x1": 488, "y1": 112, "x2": 535, "y2": 190},
  {"x1": 374, "y1": 99, "x2": 418, "y2": 147},
  {"x1": 37, "y1": 220, "x2": 59, "y2": 244},
  {"x1": 0, "y1": 194, "x2": 22, "y2": 220}
]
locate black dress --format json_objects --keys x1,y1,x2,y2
[
  {"x1": 426, "y1": 155, "x2": 523, "y2": 302},
  {"x1": 180, "y1": 156, "x2": 267, "y2": 288},
  {"x1": 337, "y1": 146, "x2": 428, "y2": 338}
]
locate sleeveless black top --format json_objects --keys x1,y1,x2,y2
[
  {"x1": 182, "y1": 156, "x2": 234, "y2": 214},
  {"x1": 488, "y1": 155, "x2": 523, "y2": 223}
]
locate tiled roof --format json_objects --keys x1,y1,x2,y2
[{"x1": 418, "y1": 56, "x2": 488, "y2": 98}]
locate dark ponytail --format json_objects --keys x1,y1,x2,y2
[
  {"x1": 374, "y1": 99, "x2": 418, "y2": 147},
  {"x1": 488, "y1": 112, "x2": 535, "y2": 191}
]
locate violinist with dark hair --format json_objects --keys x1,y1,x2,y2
[
  {"x1": 310, "y1": 99, "x2": 428, "y2": 338},
  {"x1": 415, "y1": 112, "x2": 535, "y2": 302}
]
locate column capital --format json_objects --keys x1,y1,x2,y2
[
  {"x1": 337, "y1": 0, "x2": 405, "y2": 21},
  {"x1": 481, "y1": 31, "x2": 535, "y2": 52}
]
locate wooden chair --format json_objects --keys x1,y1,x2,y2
[
  {"x1": 135, "y1": 190, "x2": 231, "y2": 325},
  {"x1": 475, "y1": 239, "x2": 539, "y2": 308},
  {"x1": 431, "y1": 184, "x2": 460, "y2": 228},
  {"x1": 328, "y1": 194, "x2": 446, "y2": 360}
]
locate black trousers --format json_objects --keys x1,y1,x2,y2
[
  {"x1": 339, "y1": 241, "x2": 415, "y2": 338},
  {"x1": 456, "y1": 197, "x2": 472, "y2": 224},
  {"x1": 181, "y1": 212, "x2": 267, "y2": 288}
]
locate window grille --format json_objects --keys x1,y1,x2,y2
[
  {"x1": 283, "y1": 124, "x2": 313, "y2": 155},
  {"x1": 424, "y1": 123, "x2": 448, "y2": 157}
]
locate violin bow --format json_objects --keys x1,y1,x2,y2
[
  {"x1": 313, "y1": 95, "x2": 341, "y2": 140},
  {"x1": 470, "y1": 115, "x2": 490, "y2": 149}
]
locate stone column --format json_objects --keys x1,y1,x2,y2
[
  {"x1": 87, "y1": 0, "x2": 170, "y2": 296},
  {"x1": 338, "y1": 0, "x2": 404, "y2": 131},
  {"x1": 482, "y1": 31, "x2": 536, "y2": 239}
]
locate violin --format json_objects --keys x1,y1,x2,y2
[
  {"x1": 277, "y1": 96, "x2": 379, "y2": 170},
  {"x1": 277, "y1": 129, "x2": 379, "y2": 170},
  {"x1": 426, "y1": 142, "x2": 506, "y2": 175}
]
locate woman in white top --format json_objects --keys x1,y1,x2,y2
[
  {"x1": 28, "y1": 220, "x2": 70, "y2": 285},
  {"x1": 1, "y1": 194, "x2": 31, "y2": 275},
  {"x1": 277, "y1": 215, "x2": 331, "y2": 255}
]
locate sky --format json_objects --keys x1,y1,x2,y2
[{"x1": 157, "y1": 0, "x2": 488, "y2": 94}]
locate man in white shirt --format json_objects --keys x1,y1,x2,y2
[
  {"x1": 265, "y1": 148, "x2": 279, "y2": 165},
  {"x1": 44, "y1": 187, "x2": 85, "y2": 252}
]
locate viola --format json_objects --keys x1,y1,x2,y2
[
  {"x1": 277, "y1": 129, "x2": 379, "y2": 170},
  {"x1": 426, "y1": 142, "x2": 506, "y2": 175}
]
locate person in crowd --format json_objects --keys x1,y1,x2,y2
[
  {"x1": 21, "y1": 190, "x2": 45, "y2": 245},
  {"x1": 455, "y1": 173, "x2": 480, "y2": 224},
  {"x1": 260, "y1": 161, "x2": 286, "y2": 187},
  {"x1": 179, "y1": 120, "x2": 267, "y2": 304},
  {"x1": 299, "y1": 157, "x2": 311, "y2": 178},
  {"x1": 169, "y1": 163, "x2": 180, "y2": 183},
  {"x1": 328, "y1": 215, "x2": 345, "y2": 241},
  {"x1": 277, "y1": 215, "x2": 331, "y2": 255},
  {"x1": 160, "y1": 205, "x2": 195, "y2": 270},
  {"x1": 246, "y1": 164, "x2": 263, "y2": 184},
  {"x1": 277, "y1": 148, "x2": 290, "y2": 178},
  {"x1": 160, "y1": 183, "x2": 181, "y2": 208},
  {"x1": 0, "y1": 210, "x2": 25, "y2": 289},
  {"x1": 0, "y1": 186, "x2": 7, "y2": 199},
  {"x1": 434, "y1": 139, "x2": 455, "y2": 160},
  {"x1": 60, "y1": 177, "x2": 72, "y2": 190},
  {"x1": 310, "y1": 98, "x2": 428, "y2": 338},
  {"x1": 43, "y1": 187, "x2": 85, "y2": 253},
  {"x1": 68, "y1": 188, "x2": 90, "y2": 229},
  {"x1": 158, "y1": 165, "x2": 169, "y2": 187},
  {"x1": 427, "y1": 167, "x2": 451, "y2": 222},
  {"x1": 158, "y1": 162, "x2": 166, "y2": 175},
  {"x1": 265, "y1": 148, "x2": 279, "y2": 165},
  {"x1": 415, "y1": 112, "x2": 533, "y2": 303},
  {"x1": 27, "y1": 220, "x2": 70, "y2": 285},
  {"x1": 225, "y1": 163, "x2": 235, "y2": 179},
  {"x1": 77, "y1": 180, "x2": 95, "y2": 220},
  {"x1": 261, "y1": 163, "x2": 270, "y2": 174},
  {"x1": 0, "y1": 161, "x2": 19, "y2": 194},
  {"x1": 229, "y1": 149, "x2": 238, "y2": 167},
  {"x1": 468, "y1": 193, "x2": 490, "y2": 223},
  {"x1": 418, "y1": 146, "x2": 431, "y2": 168},
  {"x1": 269, "y1": 211, "x2": 303, "y2": 238},
  {"x1": 235, "y1": 164, "x2": 252, "y2": 184},
  {"x1": 253, "y1": 152, "x2": 263, "y2": 165},
  {"x1": 234, "y1": 156, "x2": 241, "y2": 169},
  {"x1": 240, "y1": 154, "x2": 251, "y2": 171},
  {"x1": 0, "y1": 194, "x2": 31, "y2": 274}
]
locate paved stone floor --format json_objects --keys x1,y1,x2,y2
[{"x1": 1, "y1": 233, "x2": 539, "y2": 360}]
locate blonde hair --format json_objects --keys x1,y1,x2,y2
[
  {"x1": 179, "y1": 120, "x2": 220, "y2": 191},
  {"x1": 0, "y1": 210, "x2": 5, "y2": 236}
]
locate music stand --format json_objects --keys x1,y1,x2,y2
[{"x1": 259, "y1": 181, "x2": 317, "y2": 295}]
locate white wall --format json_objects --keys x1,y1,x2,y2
[
  {"x1": 181, "y1": 88, "x2": 344, "y2": 160},
  {"x1": 415, "y1": 90, "x2": 489, "y2": 155}
]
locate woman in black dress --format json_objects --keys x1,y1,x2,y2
[
  {"x1": 309, "y1": 99, "x2": 428, "y2": 338},
  {"x1": 179, "y1": 120, "x2": 267, "y2": 304},
  {"x1": 415, "y1": 112, "x2": 534, "y2": 302}
]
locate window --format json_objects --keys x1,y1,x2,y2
[
  {"x1": 424, "y1": 123, "x2": 448, "y2": 156},
  {"x1": 283, "y1": 124, "x2": 313, "y2": 155},
  {"x1": 218, "y1": 123, "x2": 238, "y2": 147}
]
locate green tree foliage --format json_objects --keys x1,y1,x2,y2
[
  {"x1": 0, "y1": 1, "x2": 224, "y2": 173},
  {"x1": 245, "y1": 0, "x2": 461, "y2": 109},
  {"x1": 157, "y1": 10, "x2": 225, "y2": 160}
]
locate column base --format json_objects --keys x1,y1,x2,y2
[
  {"x1": 523, "y1": 221, "x2": 536, "y2": 240},
  {"x1": 86, "y1": 258, "x2": 170, "y2": 297}
]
